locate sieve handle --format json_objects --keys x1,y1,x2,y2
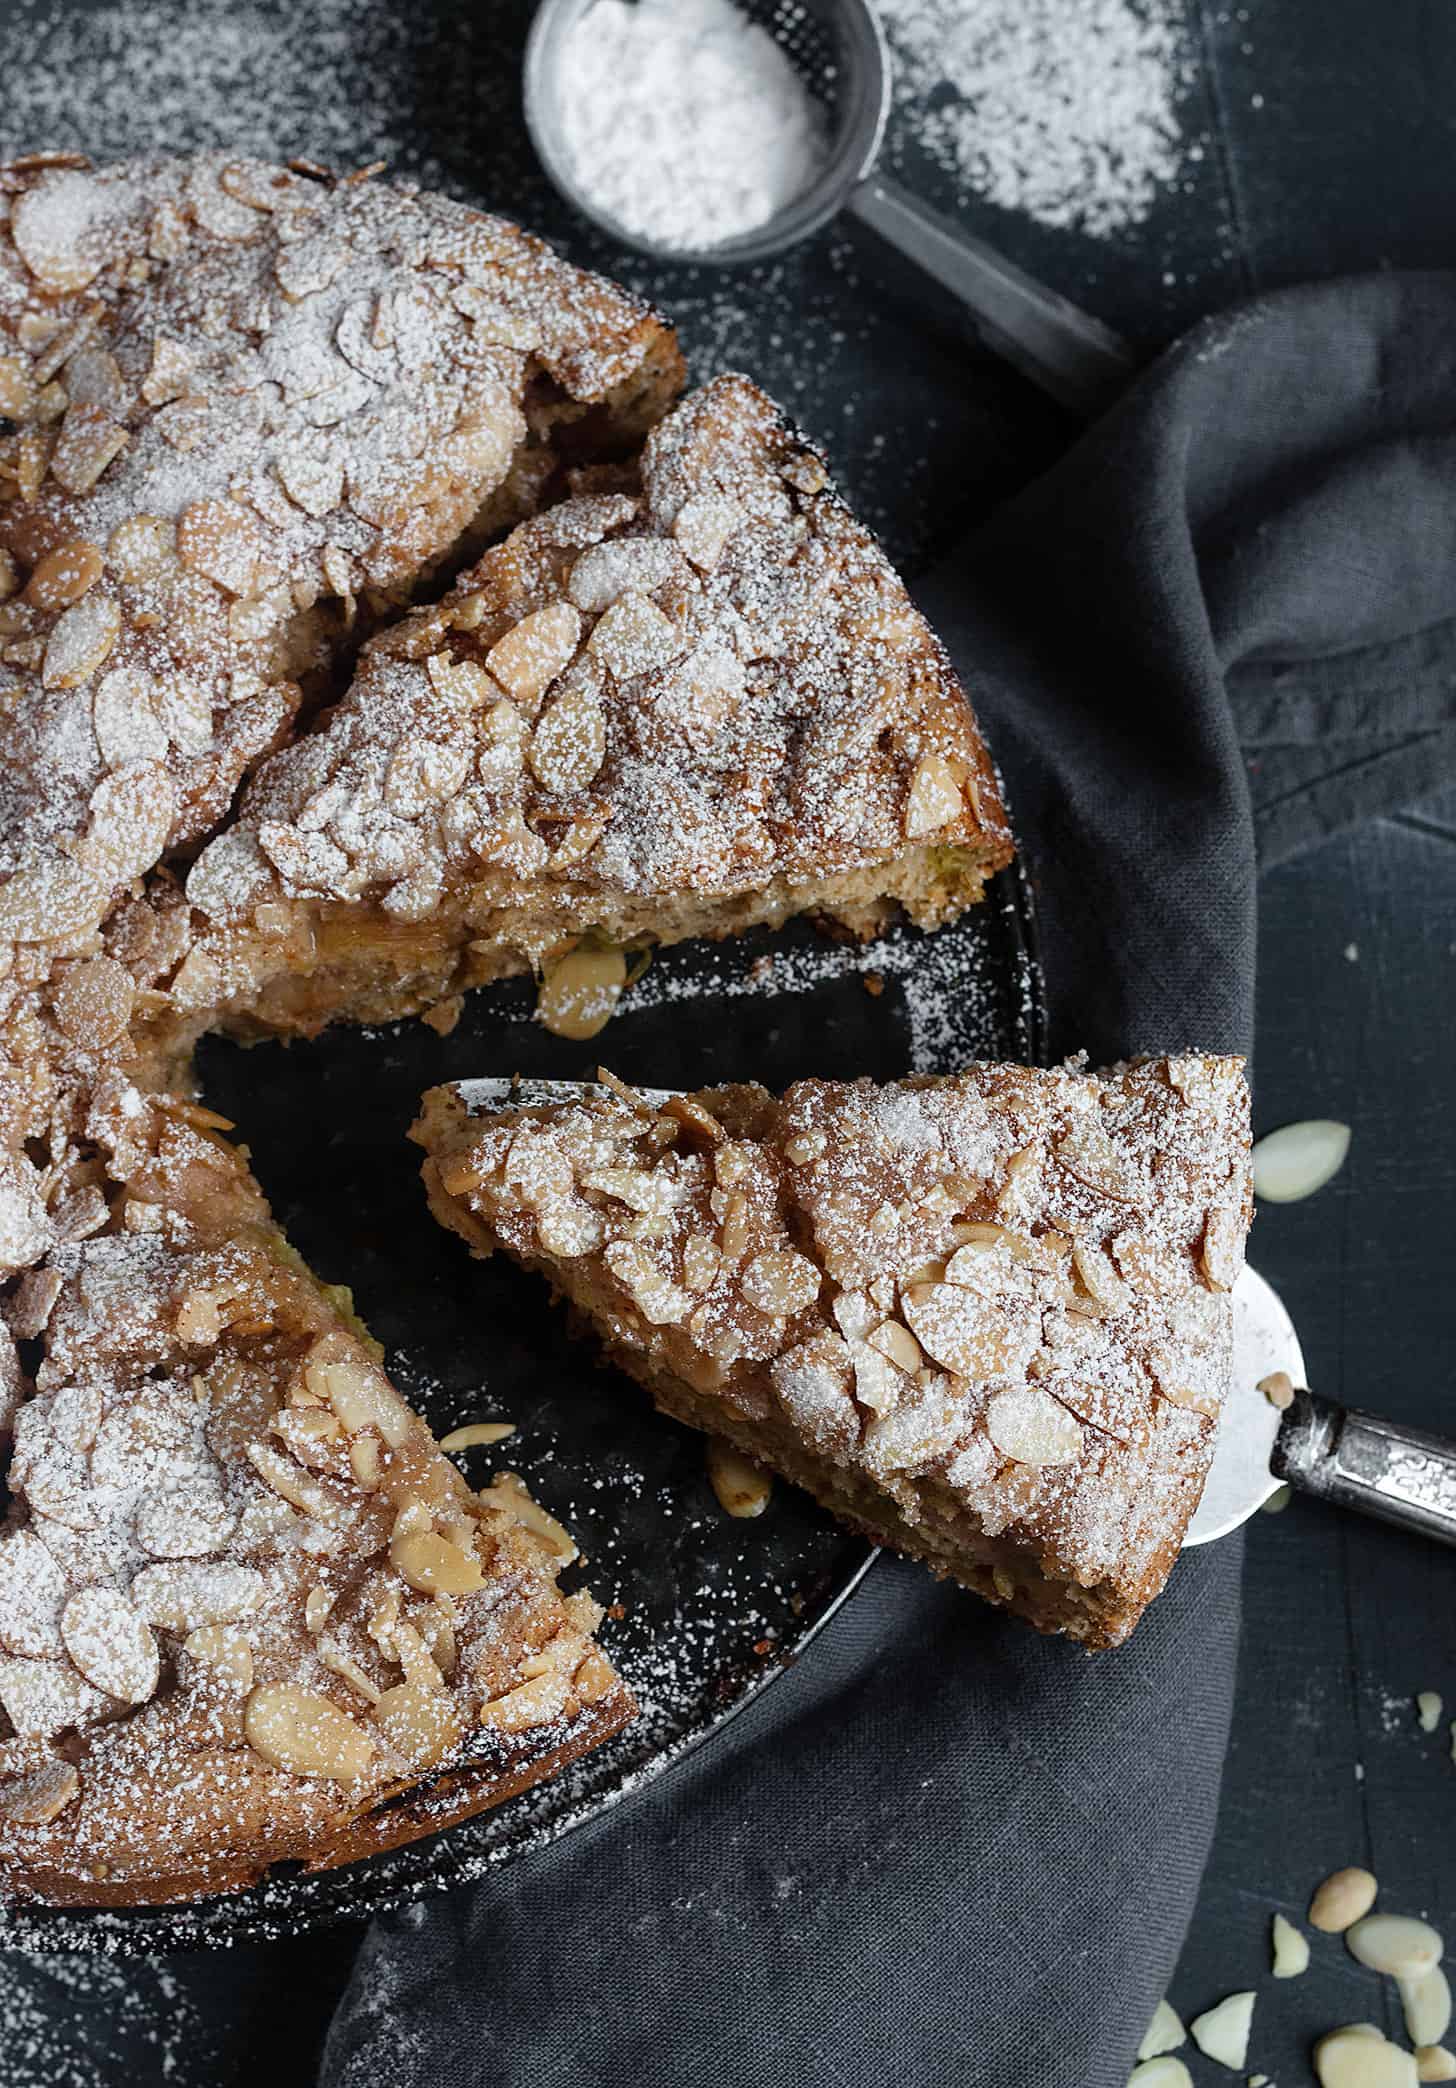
[{"x1": 844, "y1": 173, "x2": 1137, "y2": 420}]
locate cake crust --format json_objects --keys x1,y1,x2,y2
[{"x1": 414, "y1": 1060, "x2": 1252, "y2": 1650}]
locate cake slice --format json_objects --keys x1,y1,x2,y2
[
  {"x1": 414, "y1": 1059, "x2": 1252, "y2": 1649},
  {"x1": 162, "y1": 374, "x2": 1012, "y2": 1047},
  {"x1": 0, "y1": 1082, "x2": 631, "y2": 1908}
]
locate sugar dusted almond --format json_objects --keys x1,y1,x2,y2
[
  {"x1": 24, "y1": 540, "x2": 103, "y2": 612},
  {"x1": 50, "y1": 404, "x2": 129, "y2": 496},
  {"x1": 986, "y1": 1385, "x2": 1084, "y2": 1467},
  {"x1": 741, "y1": 1248, "x2": 821, "y2": 1317},
  {"x1": 1310, "y1": 1866, "x2": 1379, "y2": 1932},
  {"x1": 130, "y1": 1560, "x2": 266, "y2": 1632},
  {"x1": 108, "y1": 513, "x2": 177, "y2": 583},
  {"x1": 247, "y1": 1439, "x2": 354, "y2": 1525},
  {"x1": 477, "y1": 1471, "x2": 578, "y2": 1563},
  {"x1": 479, "y1": 1667, "x2": 572, "y2": 1734},
  {"x1": 140, "y1": 335, "x2": 194, "y2": 408},
  {"x1": 672, "y1": 491, "x2": 741, "y2": 571},
  {"x1": 306, "y1": 1355, "x2": 412, "y2": 1449},
  {"x1": 390, "y1": 1529, "x2": 486, "y2": 1596},
  {"x1": 588, "y1": 590, "x2": 683, "y2": 678},
  {"x1": 529, "y1": 679, "x2": 607, "y2": 793},
  {"x1": 485, "y1": 601, "x2": 581, "y2": 706},
  {"x1": 244, "y1": 1682, "x2": 376, "y2": 1781},
  {"x1": 901, "y1": 1280, "x2": 1023, "y2": 1379},
  {"x1": 0, "y1": 1757, "x2": 81, "y2": 1825},
  {"x1": 706, "y1": 1439, "x2": 772, "y2": 1518},
  {"x1": 177, "y1": 497, "x2": 261, "y2": 596},
  {"x1": 425, "y1": 651, "x2": 493, "y2": 707},
  {"x1": 0, "y1": 354, "x2": 34, "y2": 418},
  {"x1": 42, "y1": 591, "x2": 120, "y2": 689},
  {"x1": 603, "y1": 1239, "x2": 689, "y2": 1325},
  {"x1": 373, "y1": 1680, "x2": 465, "y2": 1766},
  {"x1": 867, "y1": 1319, "x2": 924, "y2": 1375},
  {"x1": 183, "y1": 1624, "x2": 254, "y2": 1691},
  {"x1": 59, "y1": 1587, "x2": 160, "y2": 1705},
  {"x1": 276, "y1": 448, "x2": 344, "y2": 519},
  {"x1": 904, "y1": 751, "x2": 963, "y2": 839},
  {"x1": 567, "y1": 537, "x2": 684, "y2": 611}
]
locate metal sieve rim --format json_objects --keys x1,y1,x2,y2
[{"x1": 523, "y1": 0, "x2": 891, "y2": 267}]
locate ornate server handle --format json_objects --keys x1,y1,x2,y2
[{"x1": 1272, "y1": 1388, "x2": 1456, "y2": 1547}]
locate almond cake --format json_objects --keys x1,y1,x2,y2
[
  {"x1": 415, "y1": 1061, "x2": 1252, "y2": 1649},
  {"x1": 0, "y1": 149, "x2": 1017, "y2": 1906}
]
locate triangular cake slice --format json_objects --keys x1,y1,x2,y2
[
  {"x1": 415, "y1": 1059, "x2": 1251, "y2": 1649},
  {"x1": 0, "y1": 1085, "x2": 630, "y2": 1907},
  {"x1": 162, "y1": 374, "x2": 1012, "y2": 1046}
]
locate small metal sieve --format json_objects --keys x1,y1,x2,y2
[{"x1": 524, "y1": 0, "x2": 1136, "y2": 418}]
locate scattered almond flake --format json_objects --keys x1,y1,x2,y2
[
  {"x1": 1258, "y1": 1368, "x2": 1295, "y2": 1410},
  {"x1": 1416, "y1": 1690, "x2": 1443, "y2": 1734},
  {"x1": 1315, "y1": 2026, "x2": 1420, "y2": 2088},
  {"x1": 1251, "y1": 1120, "x2": 1351, "y2": 1203},
  {"x1": 1417, "y1": 2047, "x2": 1456, "y2": 2081},
  {"x1": 1128, "y1": 2064, "x2": 1193, "y2": 2088},
  {"x1": 1189, "y1": 1990, "x2": 1255, "y2": 2070},
  {"x1": 1309, "y1": 1867, "x2": 1379, "y2": 1934},
  {"x1": 1137, "y1": 1997, "x2": 1187, "y2": 2059},
  {"x1": 1401, "y1": 1968, "x2": 1453, "y2": 2053},
  {"x1": 876, "y1": 0, "x2": 1203, "y2": 240},
  {"x1": 1346, "y1": 1913, "x2": 1444, "y2": 1980},
  {"x1": 1272, "y1": 1910, "x2": 1310, "y2": 1977}
]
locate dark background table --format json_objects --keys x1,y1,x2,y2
[{"x1": 0, "y1": 2, "x2": 1453, "y2": 2080}]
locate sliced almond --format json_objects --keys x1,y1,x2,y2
[
  {"x1": 478, "y1": 1667, "x2": 572, "y2": 1734},
  {"x1": 108, "y1": 514, "x2": 177, "y2": 584},
  {"x1": 244, "y1": 1682, "x2": 376, "y2": 1781},
  {"x1": 706, "y1": 1439, "x2": 772, "y2": 1518},
  {"x1": 1136, "y1": 1998, "x2": 1186, "y2": 2061},
  {"x1": 603, "y1": 1239, "x2": 690, "y2": 1325},
  {"x1": 306, "y1": 1355, "x2": 413, "y2": 1450},
  {"x1": 49, "y1": 404, "x2": 129, "y2": 496},
  {"x1": 867, "y1": 1319, "x2": 924, "y2": 1375},
  {"x1": 59, "y1": 1587, "x2": 160, "y2": 1704},
  {"x1": 183, "y1": 1625, "x2": 255, "y2": 1691},
  {"x1": 485, "y1": 602, "x2": 581, "y2": 707},
  {"x1": 130, "y1": 1560, "x2": 265, "y2": 1632},
  {"x1": 901, "y1": 1280, "x2": 1022, "y2": 1380},
  {"x1": 0, "y1": 1757, "x2": 81, "y2": 1825},
  {"x1": 985, "y1": 1385, "x2": 1084, "y2": 1467},
  {"x1": 904, "y1": 752, "x2": 963, "y2": 839},
  {"x1": 1259, "y1": 1369, "x2": 1296, "y2": 1411},
  {"x1": 1272, "y1": 1910, "x2": 1310, "y2": 1977},
  {"x1": 1347, "y1": 1913, "x2": 1443, "y2": 1980},
  {"x1": 390, "y1": 1529, "x2": 485, "y2": 1596},
  {"x1": 1417, "y1": 1690, "x2": 1443, "y2": 1734},
  {"x1": 1402, "y1": 1968, "x2": 1453, "y2": 2051},
  {"x1": 672, "y1": 492, "x2": 741, "y2": 572},
  {"x1": 1252, "y1": 1119, "x2": 1351, "y2": 1203},
  {"x1": 477, "y1": 1472, "x2": 578, "y2": 1563},
  {"x1": 1127, "y1": 2063, "x2": 1193, "y2": 2088},
  {"x1": 587, "y1": 591, "x2": 683, "y2": 679},
  {"x1": 1315, "y1": 2027, "x2": 1420, "y2": 2088},
  {"x1": 373, "y1": 1680, "x2": 465, "y2": 1766},
  {"x1": 177, "y1": 497, "x2": 261, "y2": 596},
  {"x1": 537, "y1": 943, "x2": 627, "y2": 1042},
  {"x1": 247, "y1": 1439, "x2": 353, "y2": 1526},
  {"x1": 1417, "y1": 2048, "x2": 1456, "y2": 2082},
  {"x1": 439, "y1": 1422, "x2": 516, "y2": 1453},
  {"x1": 740, "y1": 1248, "x2": 821, "y2": 1317},
  {"x1": 1310, "y1": 1866, "x2": 1379, "y2": 1933},
  {"x1": 529, "y1": 679, "x2": 607, "y2": 794},
  {"x1": 1189, "y1": 1991, "x2": 1254, "y2": 2071},
  {"x1": 24, "y1": 541, "x2": 104, "y2": 613},
  {"x1": 42, "y1": 591, "x2": 120, "y2": 690}
]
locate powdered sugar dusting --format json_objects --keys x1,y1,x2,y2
[
  {"x1": 0, "y1": 1953, "x2": 210, "y2": 2084},
  {"x1": 879, "y1": 0, "x2": 1200, "y2": 240}
]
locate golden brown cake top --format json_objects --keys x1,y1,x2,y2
[
  {"x1": 420, "y1": 1057, "x2": 1251, "y2": 1639},
  {"x1": 178, "y1": 373, "x2": 1010, "y2": 950},
  {"x1": 0, "y1": 151, "x2": 679, "y2": 961}
]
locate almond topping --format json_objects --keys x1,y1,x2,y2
[
  {"x1": 867, "y1": 1319, "x2": 924, "y2": 1375},
  {"x1": 183, "y1": 1625, "x2": 254, "y2": 1691},
  {"x1": 244, "y1": 1682, "x2": 376, "y2": 1781},
  {"x1": 985, "y1": 1385, "x2": 1084, "y2": 1467},
  {"x1": 0, "y1": 1758, "x2": 81, "y2": 1825},
  {"x1": 741, "y1": 1248, "x2": 821, "y2": 1317},
  {"x1": 904, "y1": 752, "x2": 964, "y2": 839},
  {"x1": 529, "y1": 680, "x2": 607, "y2": 793},
  {"x1": 478, "y1": 1471, "x2": 578, "y2": 1563},
  {"x1": 485, "y1": 602, "x2": 581, "y2": 707},
  {"x1": 42, "y1": 591, "x2": 120, "y2": 689},
  {"x1": 177, "y1": 497, "x2": 261, "y2": 596},
  {"x1": 24, "y1": 541, "x2": 103, "y2": 612},
  {"x1": 372, "y1": 1681, "x2": 465, "y2": 1766},
  {"x1": 390, "y1": 1529, "x2": 486, "y2": 1596},
  {"x1": 50, "y1": 404, "x2": 129, "y2": 496},
  {"x1": 131, "y1": 1561, "x2": 266, "y2": 1632},
  {"x1": 59, "y1": 1587, "x2": 160, "y2": 1704}
]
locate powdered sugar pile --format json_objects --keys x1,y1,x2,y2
[
  {"x1": 878, "y1": 0, "x2": 1198, "y2": 239},
  {"x1": 553, "y1": 0, "x2": 827, "y2": 252}
]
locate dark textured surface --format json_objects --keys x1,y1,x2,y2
[{"x1": 0, "y1": 0, "x2": 1452, "y2": 2081}]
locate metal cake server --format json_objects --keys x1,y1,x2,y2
[
  {"x1": 456, "y1": 1081, "x2": 1456, "y2": 1551},
  {"x1": 1191, "y1": 1266, "x2": 1456, "y2": 1547}
]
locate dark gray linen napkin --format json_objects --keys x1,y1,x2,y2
[{"x1": 322, "y1": 272, "x2": 1456, "y2": 2088}]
